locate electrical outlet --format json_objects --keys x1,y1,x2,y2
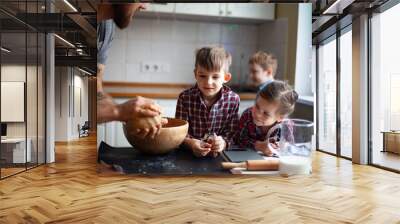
[
  {"x1": 152, "y1": 63, "x2": 160, "y2": 73},
  {"x1": 141, "y1": 62, "x2": 169, "y2": 73},
  {"x1": 140, "y1": 62, "x2": 151, "y2": 73}
]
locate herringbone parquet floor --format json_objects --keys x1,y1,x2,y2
[{"x1": 1, "y1": 134, "x2": 400, "y2": 224}]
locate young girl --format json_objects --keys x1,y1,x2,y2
[{"x1": 237, "y1": 80, "x2": 298, "y2": 156}]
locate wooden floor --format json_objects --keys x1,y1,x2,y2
[
  {"x1": 1, "y1": 135, "x2": 400, "y2": 223},
  {"x1": 1, "y1": 167, "x2": 26, "y2": 178}
]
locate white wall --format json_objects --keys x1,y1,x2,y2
[
  {"x1": 103, "y1": 11, "x2": 311, "y2": 88},
  {"x1": 1, "y1": 65, "x2": 40, "y2": 137},
  {"x1": 104, "y1": 18, "x2": 259, "y2": 86},
  {"x1": 54, "y1": 67, "x2": 89, "y2": 141},
  {"x1": 73, "y1": 73, "x2": 89, "y2": 138},
  {"x1": 1, "y1": 65, "x2": 26, "y2": 139},
  {"x1": 1, "y1": 64, "x2": 46, "y2": 163},
  {"x1": 294, "y1": 4, "x2": 312, "y2": 96},
  {"x1": 55, "y1": 67, "x2": 69, "y2": 141}
]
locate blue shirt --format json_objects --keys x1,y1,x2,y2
[
  {"x1": 258, "y1": 79, "x2": 274, "y2": 92},
  {"x1": 97, "y1": 19, "x2": 115, "y2": 65}
]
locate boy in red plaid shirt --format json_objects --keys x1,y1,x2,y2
[
  {"x1": 237, "y1": 80, "x2": 297, "y2": 156},
  {"x1": 175, "y1": 46, "x2": 240, "y2": 157}
]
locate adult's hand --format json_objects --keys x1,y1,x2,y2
[
  {"x1": 116, "y1": 96, "x2": 161, "y2": 121},
  {"x1": 97, "y1": 91, "x2": 119, "y2": 124},
  {"x1": 116, "y1": 96, "x2": 168, "y2": 138},
  {"x1": 97, "y1": 94, "x2": 167, "y2": 137}
]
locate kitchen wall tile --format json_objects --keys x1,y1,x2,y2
[
  {"x1": 259, "y1": 20, "x2": 287, "y2": 45},
  {"x1": 106, "y1": 38, "x2": 126, "y2": 64},
  {"x1": 228, "y1": 65, "x2": 239, "y2": 84},
  {"x1": 259, "y1": 43, "x2": 286, "y2": 80},
  {"x1": 125, "y1": 40, "x2": 152, "y2": 63},
  {"x1": 104, "y1": 62, "x2": 126, "y2": 81},
  {"x1": 171, "y1": 64, "x2": 196, "y2": 83},
  {"x1": 151, "y1": 42, "x2": 176, "y2": 62},
  {"x1": 234, "y1": 59, "x2": 251, "y2": 85},
  {"x1": 126, "y1": 63, "x2": 146, "y2": 82},
  {"x1": 198, "y1": 22, "x2": 221, "y2": 44},
  {"x1": 238, "y1": 44, "x2": 258, "y2": 64},
  {"x1": 239, "y1": 24, "x2": 259, "y2": 44},
  {"x1": 151, "y1": 19, "x2": 174, "y2": 42},
  {"x1": 127, "y1": 18, "x2": 152, "y2": 41},
  {"x1": 174, "y1": 43, "x2": 198, "y2": 65},
  {"x1": 223, "y1": 44, "x2": 240, "y2": 67},
  {"x1": 172, "y1": 20, "x2": 199, "y2": 43},
  {"x1": 257, "y1": 21, "x2": 287, "y2": 81},
  {"x1": 114, "y1": 26, "x2": 127, "y2": 40},
  {"x1": 109, "y1": 18, "x2": 270, "y2": 85},
  {"x1": 221, "y1": 23, "x2": 242, "y2": 44},
  {"x1": 237, "y1": 44, "x2": 257, "y2": 84}
]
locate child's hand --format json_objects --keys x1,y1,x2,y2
[
  {"x1": 269, "y1": 142, "x2": 279, "y2": 150},
  {"x1": 189, "y1": 138, "x2": 212, "y2": 157},
  {"x1": 209, "y1": 135, "x2": 226, "y2": 157},
  {"x1": 254, "y1": 140, "x2": 273, "y2": 156}
]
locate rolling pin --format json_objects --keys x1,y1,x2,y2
[{"x1": 221, "y1": 160, "x2": 279, "y2": 171}]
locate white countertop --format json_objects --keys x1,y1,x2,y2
[{"x1": 297, "y1": 95, "x2": 314, "y2": 106}]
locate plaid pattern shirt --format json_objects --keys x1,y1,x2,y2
[
  {"x1": 237, "y1": 107, "x2": 294, "y2": 149},
  {"x1": 175, "y1": 85, "x2": 240, "y2": 146}
]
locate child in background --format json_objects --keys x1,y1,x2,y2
[
  {"x1": 175, "y1": 46, "x2": 240, "y2": 157},
  {"x1": 237, "y1": 80, "x2": 297, "y2": 156},
  {"x1": 248, "y1": 51, "x2": 278, "y2": 91}
]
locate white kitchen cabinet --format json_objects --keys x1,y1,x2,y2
[
  {"x1": 146, "y1": 3, "x2": 175, "y2": 13},
  {"x1": 224, "y1": 3, "x2": 275, "y2": 20},
  {"x1": 141, "y1": 3, "x2": 275, "y2": 22},
  {"x1": 175, "y1": 3, "x2": 222, "y2": 17}
]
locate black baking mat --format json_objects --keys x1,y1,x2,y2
[{"x1": 98, "y1": 141, "x2": 230, "y2": 175}]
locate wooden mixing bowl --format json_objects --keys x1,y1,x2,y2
[{"x1": 123, "y1": 118, "x2": 188, "y2": 155}]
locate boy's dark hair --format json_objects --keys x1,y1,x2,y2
[
  {"x1": 258, "y1": 80, "x2": 298, "y2": 116},
  {"x1": 195, "y1": 46, "x2": 232, "y2": 73},
  {"x1": 249, "y1": 51, "x2": 278, "y2": 77}
]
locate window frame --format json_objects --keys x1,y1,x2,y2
[
  {"x1": 368, "y1": 0, "x2": 400, "y2": 173},
  {"x1": 315, "y1": 23, "x2": 353, "y2": 160}
]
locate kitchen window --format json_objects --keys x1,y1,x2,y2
[
  {"x1": 370, "y1": 2, "x2": 400, "y2": 171},
  {"x1": 317, "y1": 36, "x2": 337, "y2": 155},
  {"x1": 316, "y1": 22, "x2": 353, "y2": 159},
  {"x1": 0, "y1": 1, "x2": 47, "y2": 179},
  {"x1": 339, "y1": 27, "x2": 352, "y2": 159}
]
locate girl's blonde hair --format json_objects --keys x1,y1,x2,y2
[{"x1": 258, "y1": 80, "x2": 298, "y2": 116}]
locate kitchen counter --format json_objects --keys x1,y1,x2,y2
[
  {"x1": 103, "y1": 82, "x2": 257, "y2": 100},
  {"x1": 98, "y1": 141, "x2": 229, "y2": 175},
  {"x1": 297, "y1": 95, "x2": 314, "y2": 106}
]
